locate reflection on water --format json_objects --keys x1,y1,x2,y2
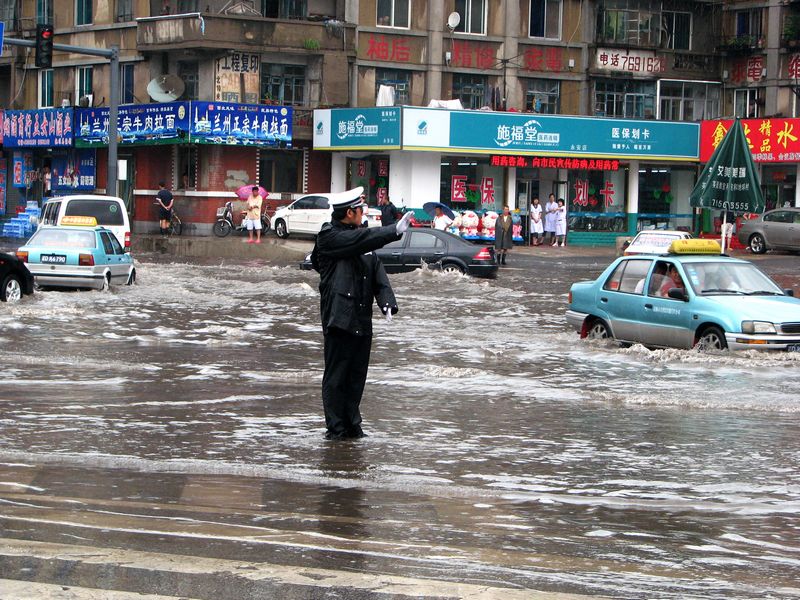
[{"x1": 0, "y1": 257, "x2": 798, "y2": 598}]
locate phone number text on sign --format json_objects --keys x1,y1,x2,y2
[{"x1": 596, "y1": 50, "x2": 666, "y2": 74}]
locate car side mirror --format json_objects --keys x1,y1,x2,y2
[
  {"x1": 667, "y1": 287, "x2": 688, "y2": 301},
  {"x1": 785, "y1": 289, "x2": 795, "y2": 297}
]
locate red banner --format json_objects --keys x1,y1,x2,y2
[{"x1": 700, "y1": 118, "x2": 800, "y2": 163}]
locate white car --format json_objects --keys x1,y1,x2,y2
[
  {"x1": 39, "y1": 194, "x2": 131, "y2": 252},
  {"x1": 623, "y1": 230, "x2": 692, "y2": 255},
  {"x1": 272, "y1": 189, "x2": 381, "y2": 239}
]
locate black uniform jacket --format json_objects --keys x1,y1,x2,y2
[{"x1": 313, "y1": 220, "x2": 401, "y2": 336}]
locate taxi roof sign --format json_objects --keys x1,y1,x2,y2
[
  {"x1": 668, "y1": 239, "x2": 721, "y2": 255},
  {"x1": 61, "y1": 215, "x2": 98, "y2": 226}
]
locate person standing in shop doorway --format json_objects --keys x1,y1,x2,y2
[
  {"x1": 544, "y1": 193, "x2": 558, "y2": 245},
  {"x1": 553, "y1": 198, "x2": 567, "y2": 247},
  {"x1": 42, "y1": 165, "x2": 52, "y2": 199},
  {"x1": 530, "y1": 197, "x2": 543, "y2": 245},
  {"x1": 495, "y1": 205, "x2": 514, "y2": 264},
  {"x1": 156, "y1": 181, "x2": 174, "y2": 236}
]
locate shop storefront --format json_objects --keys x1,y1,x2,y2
[
  {"x1": 74, "y1": 101, "x2": 297, "y2": 235},
  {"x1": 315, "y1": 107, "x2": 701, "y2": 245}
]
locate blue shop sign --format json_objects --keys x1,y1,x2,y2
[
  {"x1": 191, "y1": 102, "x2": 292, "y2": 147},
  {"x1": 75, "y1": 102, "x2": 190, "y2": 147},
  {"x1": 447, "y1": 112, "x2": 700, "y2": 160},
  {"x1": 2, "y1": 108, "x2": 75, "y2": 148},
  {"x1": 314, "y1": 107, "x2": 401, "y2": 150},
  {"x1": 51, "y1": 149, "x2": 97, "y2": 191}
]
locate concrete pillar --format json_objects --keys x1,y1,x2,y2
[
  {"x1": 388, "y1": 151, "x2": 441, "y2": 208},
  {"x1": 331, "y1": 153, "x2": 347, "y2": 193},
  {"x1": 765, "y1": 0, "x2": 781, "y2": 115},
  {"x1": 506, "y1": 167, "x2": 517, "y2": 210},
  {"x1": 503, "y1": 3, "x2": 520, "y2": 109},
  {"x1": 627, "y1": 160, "x2": 639, "y2": 233},
  {"x1": 426, "y1": 3, "x2": 445, "y2": 103}
]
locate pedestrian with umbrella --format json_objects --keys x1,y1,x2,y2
[
  {"x1": 423, "y1": 202, "x2": 455, "y2": 231},
  {"x1": 243, "y1": 186, "x2": 264, "y2": 244}
]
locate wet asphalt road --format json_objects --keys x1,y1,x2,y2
[{"x1": 0, "y1": 238, "x2": 798, "y2": 599}]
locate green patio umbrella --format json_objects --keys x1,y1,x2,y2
[{"x1": 689, "y1": 119, "x2": 765, "y2": 253}]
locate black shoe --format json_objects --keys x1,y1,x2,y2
[
  {"x1": 324, "y1": 431, "x2": 346, "y2": 441},
  {"x1": 346, "y1": 429, "x2": 367, "y2": 439}
]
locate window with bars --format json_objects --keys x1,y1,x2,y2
[
  {"x1": 77, "y1": 66, "x2": 93, "y2": 100},
  {"x1": 377, "y1": 0, "x2": 409, "y2": 28},
  {"x1": 375, "y1": 69, "x2": 410, "y2": 105},
  {"x1": 525, "y1": 79, "x2": 559, "y2": 114},
  {"x1": 117, "y1": 0, "x2": 134, "y2": 21},
  {"x1": 179, "y1": 61, "x2": 199, "y2": 101},
  {"x1": 120, "y1": 64, "x2": 135, "y2": 104},
  {"x1": 453, "y1": 73, "x2": 487, "y2": 110},
  {"x1": 734, "y1": 88, "x2": 761, "y2": 118},
  {"x1": 177, "y1": 0, "x2": 199, "y2": 12},
  {"x1": 597, "y1": 0, "x2": 658, "y2": 46},
  {"x1": 662, "y1": 11, "x2": 691, "y2": 50},
  {"x1": 455, "y1": 0, "x2": 486, "y2": 35},
  {"x1": 0, "y1": 0, "x2": 17, "y2": 28},
  {"x1": 39, "y1": 69, "x2": 54, "y2": 108},
  {"x1": 594, "y1": 79, "x2": 655, "y2": 118},
  {"x1": 76, "y1": 0, "x2": 92, "y2": 25},
  {"x1": 529, "y1": 0, "x2": 561, "y2": 40},
  {"x1": 659, "y1": 81, "x2": 719, "y2": 121},
  {"x1": 260, "y1": 64, "x2": 305, "y2": 106},
  {"x1": 37, "y1": 0, "x2": 52, "y2": 24},
  {"x1": 261, "y1": 0, "x2": 306, "y2": 18}
]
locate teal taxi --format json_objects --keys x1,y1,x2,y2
[
  {"x1": 566, "y1": 240, "x2": 800, "y2": 352},
  {"x1": 17, "y1": 216, "x2": 136, "y2": 291}
]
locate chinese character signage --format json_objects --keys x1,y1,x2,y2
[
  {"x1": 0, "y1": 159, "x2": 6, "y2": 215},
  {"x1": 700, "y1": 118, "x2": 800, "y2": 163},
  {"x1": 191, "y1": 102, "x2": 292, "y2": 147},
  {"x1": 12, "y1": 151, "x2": 34, "y2": 188},
  {"x1": 215, "y1": 52, "x2": 260, "y2": 103},
  {"x1": 451, "y1": 175, "x2": 467, "y2": 202},
  {"x1": 522, "y1": 46, "x2": 565, "y2": 72},
  {"x1": 75, "y1": 102, "x2": 190, "y2": 147},
  {"x1": 51, "y1": 149, "x2": 96, "y2": 191},
  {"x1": 449, "y1": 41, "x2": 496, "y2": 69},
  {"x1": 2, "y1": 108, "x2": 74, "y2": 147},
  {"x1": 491, "y1": 155, "x2": 620, "y2": 170},
  {"x1": 728, "y1": 57, "x2": 766, "y2": 84},
  {"x1": 364, "y1": 34, "x2": 412, "y2": 62},
  {"x1": 595, "y1": 49, "x2": 666, "y2": 74},
  {"x1": 313, "y1": 108, "x2": 401, "y2": 150},
  {"x1": 0, "y1": 111, "x2": 4, "y2": 145}
]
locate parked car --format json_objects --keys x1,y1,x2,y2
[
  {"x1": 273, "y1": 189, "x2": 381, "y2": 239},
  {"x1": 737, "y1": 207, "x2": 800, "y2": 254},
  {"x1": 623, "y1": 230, "x2": 692, "y2": 255},
  {"x1": 39, "y1": 194, "x2": 131, "y2": 251},
  {"x1": 17, "y1": 217, "x2": 136, "y2": 291},
  {"x1": 566, "y1": 240, "x2": 800, "y2": 352},
  {"x1": 301, "y1": 228, "x2": 498, "y2": 278},
  {"x1": 0, "y1": 252, "x2": 35, "y2": 303}
]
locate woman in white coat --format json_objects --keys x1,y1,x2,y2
[
  {"x1": 544, "y1": 193, "x2": 557, "y2": 245},
  {"x1": 553, "y1": 198, "x2": 567, "y2": 246},
  {"x1": 529, "y1": 197, "x2": 543, "y2": 245}
]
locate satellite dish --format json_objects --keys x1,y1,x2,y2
[
  {"x1": 78, "y1": 94, "x2": 93, "y2": 107},
  {"x1": 147, "y1": 74, "x2": 186, "y2": 103},
  {"x1": 447, "y1": 12, "x2": 461, "y2": 31}
]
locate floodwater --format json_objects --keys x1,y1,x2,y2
[{"x1": 1, "y1": 252, "x2": 799, "y2": 599}]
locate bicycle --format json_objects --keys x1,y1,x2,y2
[{"x1": 167, "y1": 209, "x2": 183, "y2": 236}]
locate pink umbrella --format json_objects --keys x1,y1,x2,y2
[{"x1": 236, "y1": 185, "x2": 269, "y2": 200}]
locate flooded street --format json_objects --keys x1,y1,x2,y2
[{"x1": 1, "y1": 249, "x2": 799, "y2": 599}]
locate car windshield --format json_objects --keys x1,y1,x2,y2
[
  {"x1": 30, "y1": 228, "x2": 97, "y2": 249},
  {"x1": 683, "y1": 261, "x2": 784, "y2": 296}
]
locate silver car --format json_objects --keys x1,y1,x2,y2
[{"x1": 737, "y1": 208, "x2": 800, "y2": 254}]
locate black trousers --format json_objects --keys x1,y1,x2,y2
[{"x1": 322, "y1": 328, "x2": 372, "y2": 438}]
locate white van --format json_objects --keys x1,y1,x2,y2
[{"x1": 39, "y1": 195, "x2": 131, "y2": 251}]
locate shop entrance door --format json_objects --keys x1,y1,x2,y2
[
  {"x1": 118, "y1": 153, "x2": 135, "y2": 215},
  {"x1": 516, "y1": 180, "x2": 538, "y2": 244}
]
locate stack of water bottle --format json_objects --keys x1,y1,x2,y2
[{"x1": 2, "y1": 201, "x2": 41, "y2": 239}]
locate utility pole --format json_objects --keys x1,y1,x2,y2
[{"x1": 3, "y1": 36, "x2": 121, "y2": 196}]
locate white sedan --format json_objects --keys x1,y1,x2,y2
[{"x1": 272, "y1": 189, "x2": 381, "y2": 239}]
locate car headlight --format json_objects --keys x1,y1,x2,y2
[{"x1": 741, "y1": 320, "x2": 776, "y2": 334}]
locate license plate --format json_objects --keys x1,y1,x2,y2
[
  {"x1": 787, "y1": 344, "x2": 800, "y2": 352},
  {"x1": 41, "y1": 254, "x2": 66, "y2": 264}
]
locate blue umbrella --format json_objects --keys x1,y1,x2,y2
[{"x1": 423, "y1": 202, "x2": 455, "y2": 220}]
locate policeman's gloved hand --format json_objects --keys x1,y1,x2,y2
[
  {"x1": 396, "y1": 211, "x2": 414, "y2": 234},
  {"x1": 382, "y1": 304, "x2": 398, "y2": 322}
]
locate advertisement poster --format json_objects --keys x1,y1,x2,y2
[
  {"x1": 190, "y1": 102, "x2": 292, "y2": 147},
  {"x1": 12, "y1": 151, "x2": 34, "y2": 189},
  {"x1": 0, "y1": 158, "x2": 7, "y2": 215},
  {"x1": 2, "y1": 108, "x2": 74, "y2": 147},
  {"x1": 51, "y1": 149, "x2": 97, "y2": 191},
  {"x1": 215, "y1": 52, "x2": 260, "y2": 103},
  {"x1": 75, "y1": 102, "x2": 190, "y2": 147},
  {"x1": 700, "y1": 118, "x2": 800, "y2": 163}
]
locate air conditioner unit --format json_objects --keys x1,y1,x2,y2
[{"x1": 78, "y1": 94, "x2": 94, "y2": 107}]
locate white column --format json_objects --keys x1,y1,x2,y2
[
  {"x1": 330, "y1": 153, "x2": 347, "y2": 193},
  {"x1": 627, "y1": 160, "x2": 639, "y2": 215},
  {"x1": 506, "y1": 167, "x2": 517, "y2": 210}
]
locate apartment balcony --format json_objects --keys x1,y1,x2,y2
[
  {"x1": 716, "y1": 35, "x2": 764, "y2": 55},
  {"x1": 136, "y1": 13, "x2": 355, "y2": 55}
]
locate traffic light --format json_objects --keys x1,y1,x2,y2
[{"x1": 35, "y1": 24, "x2": 54, "y2": 68}]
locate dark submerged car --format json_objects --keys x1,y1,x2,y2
[
  {"x1": 0, "y1": 252, "x2": 35, "y2": 303},
  {"x1": 301, "y1": 228, "x2": 498, "y2": 278}
]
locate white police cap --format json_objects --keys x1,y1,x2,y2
[{"x1": 328, "y1": 186, "x2": 367, "y2": 210}]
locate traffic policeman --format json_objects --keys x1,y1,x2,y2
[{"x1": 311, "y1": 188, "x2": 414, "y2": 440}]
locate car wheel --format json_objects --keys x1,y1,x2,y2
[
  {"x1": 1, "y1": 274, "x2": 23, "y2": 303},
  {"x1": 275, "y1": 219, "x2": 289, "y2": 239},
  {"x1": 126, "y1": 269, "x2": 136, "y2": 286},
  {"x1": 213, "y1": 220, "x2": 232, "y2": 237},
  {"x1": 695, "y1": 325, "x2": 728, "y2": 352},
  {"x1": 586, "y1": 319, "x2": 612, "y2": 341},
  {"x1": 441, "y1": 262, "x2": 466, "y2": 275},
  {"x1": 101, "y1": 273, "x2": 111, "y2": 292},
  {"x1": 749, "y1": 233, "x2": 767, "y2": 254}
]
